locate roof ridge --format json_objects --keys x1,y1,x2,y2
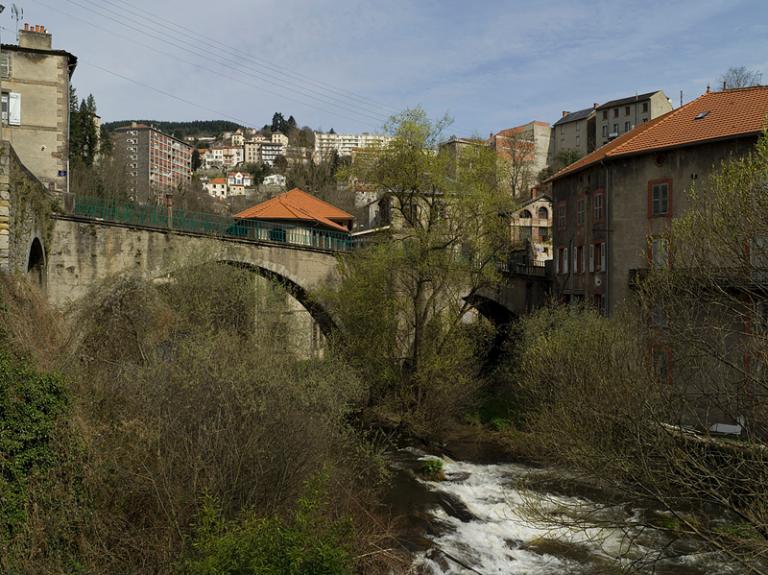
[{"x1": 606, "y1": 97, "x2": 700, "y2": 157}]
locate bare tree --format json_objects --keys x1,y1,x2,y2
[
  {"x1": 718, "y1": 66, "x2": 763, "y2": 90},
  {"x1": 493, "y1": 127, "x2": 537, "y2": 198}
]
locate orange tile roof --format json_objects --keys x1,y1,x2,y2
[
  {"x1": 235, "y1": 188, "x2": 353, "y2": 233},
  {"x1": 551, "y1": 86, "x2": 768, "y2": 181},
  {"x1": 209, "y1": 177, "x2": 226, "y2": 184}
]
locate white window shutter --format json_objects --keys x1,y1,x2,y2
[
  {"x1": 589, "y1": 245, "x2": 595, "y2": 272},
  {"x1": 8, "y1": 92, "x2": 21, "y2": 126},
  {"x1": 601, "y1": 242, "x2": 607, "y2": 272}
]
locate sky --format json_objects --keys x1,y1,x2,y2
[{"x1": 14, "y1": 0, "x2": 768, "y2": 136}]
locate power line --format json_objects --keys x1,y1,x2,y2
[
  {"x1": 96, "y1": 0, "x2": 398, "y2": 116},
  {"x1": 50, "y1": 0, "x2": 391, "y2": 124},
  {"x1": 34, "y1": 0, "x2": 385, "y2": 128},
  {"x1": 80, "y1": 59, "x2": 256, "y2": 127}
]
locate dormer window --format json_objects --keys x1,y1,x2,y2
[{"x1": 694, "y1": 111, "x2": 710, "y2": 120}]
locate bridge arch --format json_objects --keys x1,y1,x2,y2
[
  {"x1": 26, "y1": 236, "x2": 46, "y2": 288},
  {"x1": 216, "y1": 259, "x2": 338, "y2": 339}
]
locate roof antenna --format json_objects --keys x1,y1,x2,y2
[
  {"x1": 706, "y1": 83, "x2": 711, "y2": 94},
  {"x1": 11, "y1": 3, "x2": 23, "y2": 42},
  {"x1": 722, "y1": 80, "x2": 727, "y2": 91},
  {"x1": 679, "y1": 90, "x2": 683, "y2": 108}
]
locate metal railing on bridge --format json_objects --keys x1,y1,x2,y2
[{"x1": 64, "y1": 195, "x2": 353, "y2": 252}]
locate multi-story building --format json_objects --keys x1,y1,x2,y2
[
  {"x1": 550, "y1": 86, "x2": 768, "y2": 316},
  {"x1": 510, "y1": 194, "x2": 553, "y2": 264},
  {"x1": 551, "y1": 105, "x2": 597, "y2": 160},
  {"x1": 203, "y1": 144, "x2": 243, "y2": 169},
  {"x1": 204, "y1": 177, "x2": 228, "y2": 199},
  {"x1": 313, "y1": 132, "x2": 391, "y2": 161},
  {"x1": 226, "y1": 171, "x2": 254, "y2": 196},
  {"x1": 595, "y1": 90, "x2": 672, "y2": 148},
  {"x1": 490, "y1": 121, "x2": 553, "y2": 197},
  {"x1": 0, "y1": 23, "x2": 77, "y2": 193},
  {"x1": 258, "y1": 140, "x2": 286, "y2": 166},
  {"x1": 112, "y1": 123, "x2": 192, "y2": 201}
]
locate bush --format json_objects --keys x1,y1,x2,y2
[{"x1": 185, "y1": 478, "x2": 355, "y2": 575}]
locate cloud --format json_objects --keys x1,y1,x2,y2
[{"x1": 25, "y1": 0, "x2": 768, "y2": 135}]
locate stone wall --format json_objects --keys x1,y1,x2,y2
[{"x1": 0, "y1": 142, "x2": 53, "y2": 277}]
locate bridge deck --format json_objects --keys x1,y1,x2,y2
[{"x1": 62, "y1": 195, "x2": 353, "y2": 253}]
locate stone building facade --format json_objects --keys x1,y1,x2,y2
[
  {"x1": 550, "y1": 86, "x2": 768, "y2": 316},
  {"x1": 1, "y1": 24, "x2": 77, "y2": 194},
  {"x1": 595, "y1": 90, "x2": 672, "y2": 148}
]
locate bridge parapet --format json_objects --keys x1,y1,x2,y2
[{"x1": 61, "y1": 194, "x2": 353, "y2": 253}]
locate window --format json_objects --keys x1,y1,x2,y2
[
  {"x1": 576, "y1": 135, "x2": 580, "y2": 147},
  {"x1": 593, "y1": 192, "x2": 605, "y2": 223},
  {"x1": 576, "y1": 245, "x2": 584, "y2": 273},
  {"x1": 613, "y1": 108, "x2": 619, "y2": 118},
  {"x1": 624, "y1": 121, "x2": 631, "y2": 132},
  {"x1": 642, "y1": 102, "x2": 649, "y2": 113},
  {"x1": 594, "y1": 294, "x2": 606, "y2": 316},
  {"x1": 625, "y1": 106, "x2": 631, "y2": 115},
  {"x1": 612, "y1": 123, "x2": 619, "y2": 134},
  {"x1": 591, "y1": 242, "x2": 606, "y2": 272},
  {"x1": 558, "y1": 247, "x2": 569, "y2": 274},
  {"x1": 520, "y1": 209, "x2": 532, "y2": 219},
  {"x1": 537, "y1": 206, "x2": 548, "y2": 219},
  {"x1": 538, "y1": 226, "x2": 549, "y2": 241},
  {"x1": 557, "y1": 201, "x2": 566, "y2": 230},
  {"x1": 649, "y1": 181, "x2": 670, "y2": 216},
  {"x1": 0, "y1": 53, "x2": 10, "y2": 79},
  {"x1": 1, "y1": 91, "x2": 20, "y2": 125},
  {"x1": 651, "y1": 237, "x2": 669, "y2": 268},
  {"x1": 641, "y1": 116, "x2": 648, "y2": 123},
  {"x1": 577, "y1": 198, "x2": 585, "y2": 225},
  {"x1": 602, "y1": 110, "x2": 608, "y2": 120},
  {"x1": 602, "y1": 125, "x2": 608, "y2": 137}
]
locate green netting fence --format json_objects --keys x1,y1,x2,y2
[{"x1": 70, "y1": 195, "x2": 353, "y2": 252}]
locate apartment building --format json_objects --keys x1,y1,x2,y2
[
  {"x1": 313, "y1": 132, "x2": 391, "y2": 161},
  {"x1": 551, "y1": 106, "x2": 597, "y2": 160},
  {"x1": 112, "y1": 123, "x2": 192, "y2": 201},
  {"x1": 595, "y1": 90, "x2": 672, "y2": 148},
  {"x1": 490, "y1": 121, "x2": 553, "y2": 197},
  {"x1": 0, "y1": 24, "x2": 77, "y2": 193},
  {"x1": 550, "y1": 86, "x2": 768, "y2": 316}
]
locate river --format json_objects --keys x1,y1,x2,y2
[{"x1": 386, "y1": 448, "x2": 742, "y2": 575}]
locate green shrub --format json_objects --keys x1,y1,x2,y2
[
  {"x1": 0, "y1": 351, "x2": 69, "y2": 540},
  {"x1": 419, "y1": 458, "x2": 445, "y2": 481},
  {"x1": 184, "y1": 477, "x2": 355, "y2": 575}
]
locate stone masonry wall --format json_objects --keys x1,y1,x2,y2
[{"x1": 0, "y1": 142, "x2": 53, "y2": 273}]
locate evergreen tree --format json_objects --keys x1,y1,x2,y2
[{"x1": 287, "y1": 115, "x2": 297, "y2": 130}]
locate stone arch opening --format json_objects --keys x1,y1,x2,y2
[
  {"x1": 218, "y1": 260, "x2": 338, "y2": 340},
  {"x1": 27, "y1": 237, "x2": 46, "y2": 288},
  {"x1": 464, "y1": 292, "x2": 517, "y2": 371}
]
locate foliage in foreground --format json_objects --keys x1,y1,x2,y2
[{"x1": 184, "y1": 479, "x2": 354, "y2": 575}]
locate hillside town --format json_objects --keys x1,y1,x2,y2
[{"x1": 2, "y1": 5, "x2": 768, "y2": 575}]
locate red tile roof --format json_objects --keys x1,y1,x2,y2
[
  {"x1": 551, "y1": 86, "x2": 768, "y2": 181},
  {"x1": 209, "y1": 177, "x2": 226, "y2": 184},
  {"x1": 235, "y1": 188, "x2": 353, "y2": 233}
]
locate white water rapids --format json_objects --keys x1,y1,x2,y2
[{"x1": 397, "y1": 450, "x2": 739, "y2": 575}]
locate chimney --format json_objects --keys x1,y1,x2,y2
[
  {"x1": 561, "y1": 111, "x2": 570, "y2": 118},
  {"x1": 593, "y1": 102, "x2": 599, "y2": 109},
  {"x1": 19, "y1": 23, "x2": 53, "y2": 50}
]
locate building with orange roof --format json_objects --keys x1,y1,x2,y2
[
  {"x1": 234, "y1": 188, "x2": 354, "y2": 248},
  {"x1": 203, "y1": 177, "x2": 228, "y2": 199},
  {"x1": 549, "y1": 85, "x2": 768, "y2": 316}
]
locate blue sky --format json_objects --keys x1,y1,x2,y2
[{"x1": 18, "y1": 0, "x2": 768, "y2": 136}]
